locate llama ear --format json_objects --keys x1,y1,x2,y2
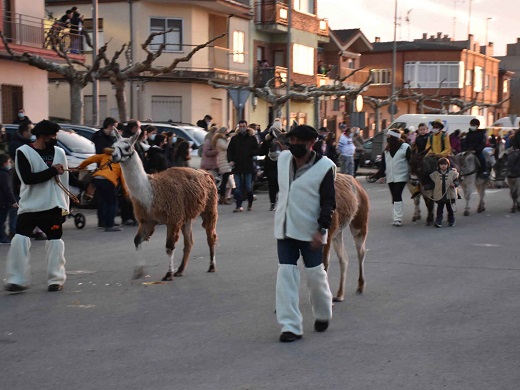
[
  {"x1": 113, "y1": 130, "x2": 122, "y2": 140},
  {"x1": 130, "y1": 129, "x2": 141, "y2": 147}
]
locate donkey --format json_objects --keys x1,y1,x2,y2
[
  {"x1": 111, "y1": 130, "x2": 219, "y2": 281},
  {"x1": 455, "y1": 151, "x2": 487, "y2": 216}
]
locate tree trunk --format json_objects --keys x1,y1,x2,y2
[
  {"x1": 70, "y1": 80, "x2": 83, "y2": 124},
  {"x1": 273, "y1": 104, "x2": 283, "y2": 120},
  {"x1": 114, "y1": 80, "x2": 127, "y2": 123},
  {"x1": 375, "y1": 106, "x2": 381, "y2": 134}
]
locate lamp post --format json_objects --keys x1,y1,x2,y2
[
  {"x1": 285, "y1": 1, "x2": 292, "y2": 129},
  {"x1": 92, "y1": 0, "x2": 99, "y2": 126},
  {"x1": 482, "y1": 17, "x2": 492, "y2": 117},
  {"x1": 390, "y1": 0, "x2": 398, "y2": 124}
]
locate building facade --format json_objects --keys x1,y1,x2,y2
[
  {"x1": 46, "y1": 0, "x2": 251, "y2": 126},
  {"x1": 495, "y1": 38, "x2": 520, "y2": 117},
  {"x1": 360, "y1": 33, "x2": 507, "y2": 131}
]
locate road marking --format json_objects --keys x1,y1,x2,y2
[
  {"x1": 473, "y1": 243, "x2": 500, "y2": 247},
  {"x1": 67, "y1": 270, "x2": 96, "y2": 275}
]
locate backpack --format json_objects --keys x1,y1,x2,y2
[{"x1": 428, "y1": 132, "x2": 446, "y2": 153}]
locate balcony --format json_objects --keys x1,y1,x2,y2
[
  {"x1": 254, "y1": 66, "x2": 287, "y2": 88},
  {"x1": 318, "y1": 66, "x2": 370, "y2": 87},
  {"x1": 1, "y1": 11, "x2": 84, "y2": 57},
  {"x1": 144, "y1": 45, "x2": 249, "y2": 85},
  {"x1": 254, "y1": 0, "x2": 289, "y2": 33}
]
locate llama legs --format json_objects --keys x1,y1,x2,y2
[
  {"x1": 173, "y1": 222, "x2": 193, "y2": 277},
  {"x1": 132, "y1": 222, "x2": 156, "y2": 280}
]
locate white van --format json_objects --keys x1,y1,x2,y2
[{"x1": 389, "y1": 114, "x2": 485, "y2": 134}]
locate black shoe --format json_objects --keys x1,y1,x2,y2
[
  {"x1": 270, "y1": 203, "x2": 276, "y2": 211},
  {"x1": 434, "y1": 221, "x2": 442, "y2": 228},
  {"x1": 97, "y1": 222, "x2": 105, "y2": 228},
  {"x1": 314, "y1": 320, "x2": 329, "y2": 332},
  {"x1": 48, "y1": 284, "x2": 63, "y2": 292},
  {"x1": 122, "y1": 220, "x2": 137, "y2": 226},
  {"x1": 5, "y1": 283, "x2": 28, "y2": 293},
  {"x1": 279, "y1": 332, "x2": 302, "y2": 343}
]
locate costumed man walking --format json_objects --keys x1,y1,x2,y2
[
  {"x1": 4, "y1": 120, "x2": 69, "y2": 293},
  {"x1": 274, "y1": 124, "x2": 336, "y2": 343}
]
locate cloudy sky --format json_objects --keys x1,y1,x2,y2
[{"x1": 318, "y1": 0, "x2": 518, "y2": 56}]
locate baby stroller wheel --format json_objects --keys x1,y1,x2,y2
[{"x1": 74, "y1": 213, "x2": 86, "y2": 229}]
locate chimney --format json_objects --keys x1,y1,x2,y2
[
  {"x1": 422, "y1": 33, "x2": 427, "y2": 39},
  {"x1": 375, "y1": 37, "x2": 380, "y2": 43},
  {"x1": 430, "y1": 35, "x2": 435, "y2": 40},
  {"x1": 487, "y1": 42, "x2": 494, "y2": 56},
  {"x1": 436, "y1": 32, "x2": 442, "y2": 40},
  {"x1": 443, "y1": 34, "x2": 449, "y2": 41}
]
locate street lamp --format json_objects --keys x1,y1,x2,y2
[
  {"x1": 390, "y1": 0, "x2": 398, "y2": 123},
  {"x1": 482, "y1": 17, "x2": 492, "y2": 116}
]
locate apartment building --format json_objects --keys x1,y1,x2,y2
[
  {"x1": 250, "y1": 0, "x2": 329, "y2": 128},
  {"x1": 0, "y1": 0, "x2": 68, "y2": 123},
  {"x1": 45, "y1": 0, "x2": 251, "y2": 126},
  {"x1": 360, "y1": 33, "x2": 508, "y2": 130},
  {"x1": 495, "y1": 38, "x2": 520, "y2": 116}
]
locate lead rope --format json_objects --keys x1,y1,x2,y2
[{"x1": 55, "y1": 176, "x2": 80, "y2": 204}]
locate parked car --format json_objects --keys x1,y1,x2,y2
[
  {"x1": 4, "y1": 124, "x2": 96, "y2": 169},
  {"x1": 58, "y1": 123, "x2": 99, "y2": 141},
  {"x1": 359, "y1": 132, "x2": 385, "y2": 167}
]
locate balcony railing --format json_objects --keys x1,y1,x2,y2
[
  {"x1": 254, "y1": 66, "x2": 287, "y2": 88},
  {"x1": 318, "y1": 66, "x2": 370, "y2": 86},
  {"x1": 2, "y1": 11, "x2": 84, "y2": 54},
  {"x1": 254, "y1": 0, "x2": 289, "y2": 29}
]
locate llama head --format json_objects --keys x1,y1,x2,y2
[{"x1": 111, "y1": 129, "x2": 140, "y2": 162}]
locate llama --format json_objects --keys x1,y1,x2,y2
[
  {"x1": 111, "y1": 130, "x2": 218, "y2": 280},
  {"x1": 322, "y1": 173, "x2": 370, "y2": 302}
]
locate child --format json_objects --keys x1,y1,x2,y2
[
  {"x1": 430, "y1": 157, "x2": 459, "y2": 228},
  {"x1": 0, "y1": 154, "x2": 18, "y2": 243}
]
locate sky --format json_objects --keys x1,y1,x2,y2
[{"x1": 318, "y1": 0, "x2": 519, "y2": 57}]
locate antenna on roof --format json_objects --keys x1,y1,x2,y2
[
  {"x1": 405, "y1": 9, "x2": 413, "y2": 40},
  {"x1": 453, "y1": 0, "x2": 465, "y2": 40}
]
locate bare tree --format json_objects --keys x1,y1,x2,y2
[
  {"x1": 0, "y1": 29, "x2": 106, "y2": 123},
  {"x1": 98, "y1": 32, "x2": 226, "y2": 122},
  {"x1": 210, "y1": 68, "x2": 372, "y2": 121}
]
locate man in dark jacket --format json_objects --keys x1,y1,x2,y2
[
  {"x1": 196, "y1": 114, "x2": 212, "y2": 131},
  {"x1": 12, "y1": 108, "x2": 31, "y2": 125},
  {"x1": 92, "y1": 117, "x2": 117, "y2": 154},
  {"x1": 145, "y1": 134, "x2": 168, "y2": 173},
  {"x1": 0, "y1": 154, "x2": 18, "y2": 243},
  {"x1": 227, "y1": 120, "x2": 260, "y2": 212},
  {"x1": 462, "y1": 118, "x2": 488, "y2": 178}
]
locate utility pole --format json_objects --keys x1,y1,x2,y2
[
  {"x1": 391, "y1": 0, "x2": 398, "y2": 124},
  {"x1": 285, "y1": 1, "x2": 292, "y2": 129},
  {"x1": 91, "y1": 0, "x2": 99, "y2": 126}
]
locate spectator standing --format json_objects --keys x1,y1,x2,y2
[
  {"x1": 4, "y1": 120, "x2": 69, "y2": 293},
  {"x1": 0, "y1": 124, "x2": 10, "y2": 154},
  {"x1": 77, "y1": 148, "x2": 127, "y2": 231},
  {"x1": 352, "y1": 127, "x2": 366, "y2": 176},
  {"x1": 12, "y1": 108, "x2": 31, "y2": 125},
  {"x1": 0, "y1": 154, "x2": 18, "y2": 243},
  {"x1": 92, "y1": 117, "x2": 117, "y2": 154},
  {"x1": 259, "y1": 119, "x2": 284, "y2": 211},
  {"x1": 212, "y1": 127, "x2": 233, "y2": 204},
  {"x1": 337, "y1": 126, "x2": 355, "y2": 175},
  {"x1": 227, "y1": 120, "x2": 260, "y2": 212},
  {"x1": 171, "y1": 140, "x2": 192, "y2": 167},
  {"x1": 200, "y1": 125, "x2": 219, "y2": 176},
  {"x1": 376, "y1": 129, "x2": 411, "y2": 227},
  {"x1": 145, "y1": 134, "x2": 168, "y2": 174},
  {"x1": 274, "y1": 125, "x2": 336, "y2": 342},
  {"x1": 197, "y1": 114, "x2": 213, "y2": 131}
]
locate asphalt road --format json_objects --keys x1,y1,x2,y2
[{"x1": 1, "y1": 178, "x2": 519, "y2": 390}]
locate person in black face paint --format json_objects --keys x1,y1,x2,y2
[
  {"x1": 5, "y1": 120, "x2": 70, "y2": 293},
  {"x1": 273, "y1": 124, "x2": 336, "y2": 343}
]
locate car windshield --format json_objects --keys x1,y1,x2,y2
[
  {"x1": 58, "y1": 130, "x2": 95, "y2": 154},
  {"x1": 189, "y1": 128, "x2": 206, "y2": 145}
]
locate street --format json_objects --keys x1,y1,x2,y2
[{"x1": 1, "y1": 179, "x2": 519, "y2": 390}]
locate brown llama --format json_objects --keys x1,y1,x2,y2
[
  {"x1": 323, "y1": 173, "x2": 370, "y2": 302},
  {"x1": 111, "y1": 130, "x2": 218, "y2": 281}
]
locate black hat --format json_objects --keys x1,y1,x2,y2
[
  {"x1": 31, "y1": 120, "x2": 60, "y2": 136},
  {"x1": 286, "y1": 124, "x2": 319, "y2": 141}
]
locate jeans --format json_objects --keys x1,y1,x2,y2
[
  {"x1": 277, "y1": 238, "x2": 323, "y2": 268},
  {"x1": 340, "y1": 155, "x2": 354, "y2": 175},
  {"x1": 93, "y1": 178, "x2": 118, "y2": 228},
  {"x1": 0, "y1": 206, "x2": 17, "y2": 239},
  {"x1": 234, "y1": 173, "x2": 253, "y2": 207}
]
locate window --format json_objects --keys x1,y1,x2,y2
[
  {"x1": 292, "y1": 44, "x2": 314, "y2": 76},
  {"x1": 474, "y1": 66, "x2": 483, "y2": 92},
  {"x1": 82, "y1": 18, "x2": 105, "y2": 53},
  {"x1": 150, "y1": 18, "x2": 183, "y2": 52},
  {"x1": 466, "y1": 69, "x2": 473, "y2": 86},
  {"x1": 151, "y1": 96, "x2": 182, "y2": 122},
  {"x1": 371, "y1": 69, "x2": 392, "y2": 85},
  {"x1": 294, "y1": 0, "x2": 315, "y2": 14},
  {"x1": 485, "y1": 74, "x2": 490, "y2": 90},
  {"x1": 232, "y1": 31, "x2": 245, "y2": 64},
  {"x1": 503, "y1": 80, "x2": 509, "y2": 94},
  {"x1": 404, "y1": 61, "x2": 464, "y2": 88}
]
